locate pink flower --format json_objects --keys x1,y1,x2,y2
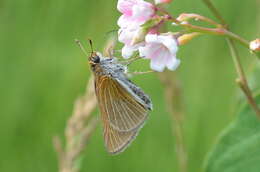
[
  {"x1": 139, "y1": 34, "x2": 180, "y2": 72},
  {"x1": 122, "y1": 43, "x2": 144, "y2": 59},
  {"x1": 117, "y1": 0, "x2": 155, "y2": 28},
  {"x1": 154, "y1": 0, "x2": 172, "y2": 4},
  {"x1": 118, "y1": 26, "x2": 138, "y2": 45},
  {"x1": 118, "y1": 26, "x2": 145, "y2": 58}
]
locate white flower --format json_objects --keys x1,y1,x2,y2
[{"x1": 139, "y1": 34, "x2": 180, "y2": 72}]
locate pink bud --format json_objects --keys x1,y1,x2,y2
[
  {"x1": 154, "y1": 0, "x2": 173, "y2": 5},
  {"x1": 139, "y1": 33, "x2": 180, "y2": 72}
]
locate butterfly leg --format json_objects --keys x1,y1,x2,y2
[
  {"x1": 124, "y1": 55, "x2": 142, "y2": 66},
  {"x1": 127, "y1": 70, "x2": 155, "y2": 76}
]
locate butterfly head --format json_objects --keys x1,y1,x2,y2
[
  {"x1": 89, "y1": 52, "x2": 100, "y2": 63},
  {"x1": 86, "y1": 39, "x2": 101, "y2": 68}
]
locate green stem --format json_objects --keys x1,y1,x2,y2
[
  {"x1": 227, "y1": 39, "x2": 260, "y2": 118},
  {"x1": 202, "y1": 0, "x2": 260, "y2": 118},
  {"x1": 163, "y1": 11, "x2": 260, "y2": 58},
  {"x1": 172, "y1": 20, "x2": 250, "y2": 48},
  {"x1": 202, "y1": 0, "x2": 227, "y2": 25},
  {"x1": 224, "y1": 30, "x2": 249, "y2": 48},
  {"x1": 167, "y1": 17, "x2": 249, "y2": 48}
]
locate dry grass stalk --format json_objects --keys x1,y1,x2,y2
[
  {"x1": 158, "y1": 71, "x2": 188, "y2": 172},
  {"x1": 53, "y1": 75, "x2": 98, "y2": 172}
]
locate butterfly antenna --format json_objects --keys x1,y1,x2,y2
[
  {"x1": 88, "y1": 39, "x2": 94, "y2": 54},
  {"x1": 75, "y1": 39, "x2": 89, "y2": 57}
]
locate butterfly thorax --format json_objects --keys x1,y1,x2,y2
[
  {"x1": 90, "y1": 52, "x2": 152, "y2": 111},
  {"x1": 89, "y1": 52, "x2": 127, "y2": 77}
]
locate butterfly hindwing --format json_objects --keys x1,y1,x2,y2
[{"x1": 102, "y1": 111, "x2": 139, "y2": 154}]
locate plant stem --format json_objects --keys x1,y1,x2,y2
[
  {"x1": 202, "y1": 0, "x2": 260, "y2": 118},
  {"x1": 202, "y1": 0, "x2": 226, "y2": 25},
  {"x1": 177, "y1": 13, "x2": 222, "y2": 27},
  {"x1": 158, "y1": 72, "x2": 188, "y2": 172},
  {"x1": 166, "y1": 16, "x2": 250, "y2": 48},
  {"x1": 227, "y1": 39, "x2": 260, "y2": 118},
  {"x1": 161, "y1": 8, "x2": 260, "y2": 58}
]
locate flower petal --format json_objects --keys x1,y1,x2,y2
[
  {"x1": 166, "y1": 57, "x2": 180, "y2": 71},
  {"x1": 150, "y1": 56, "x2": 165, "y2": 72},
  {"x1": 117, "y1": 0, "x2": 155, "y2": 26},
  {"x1": 117, "y1": 0, "x2": 136, "y2": 15},
  {"x1": 140, "y1": 33, "x2": 180, "y2": 72},
  {"x1": 122, "y1": 42, "x2": 144, "y2": 59},
  {"x1": 138, "y1": 46, "x2": 149, "y2": 57},
  {"x1": 132, "y1": 2, "x2": 154, "y2": 22},
  {"x1": 122, "y1": 45, "x2": 136, "y2": 59},
  {"x1": 145, "y1": 34, "x2": 159, "y2": 43},
  {"x1": 158, "y1": 35, "x2": 178, "y2": 54},
  {"x1": 117, "y1": 15, "x2": 128, "y2": 28}
]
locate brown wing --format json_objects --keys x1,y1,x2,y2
[
  {"x1": 95, "y1": 75, "x2": 148, "y2": 154},
  {"x1": 102, "y1": 110, "x2": 139, "y2": 154},
  {"x1": 95, "y1": 75, "x2": 148, "y2": 132}
]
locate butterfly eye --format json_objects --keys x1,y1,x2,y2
[{"x1": 92, "y1": 56, "x2": 100, "y2": 63}]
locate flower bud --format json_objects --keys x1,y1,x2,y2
[
  {"x1": 177, "y1": 32, "x2": 201, "y2": 45},
  {"x1": 250, "y1": 39, "x2": 260, "y2": 52},
  {"x1": 176, "y1": 13, "x2": 193, "y2": 22},
  {"x1": 154, "y1": 0, "x2": 173, "y2": 5}
]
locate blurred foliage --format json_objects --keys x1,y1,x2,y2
[
  {"x1": 0, "y1": 0, "x2": 259, "y2": 172},
  {"x1": 205, "y1": 94, "x2": 260, "y2": 172}
]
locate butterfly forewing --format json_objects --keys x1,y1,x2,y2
[
  {"x1": 95, "y1": 76, "x2": 148, "y2": 132},
  {"x1": 95, "y1": 75, "x2": 148, "y2": 153}
]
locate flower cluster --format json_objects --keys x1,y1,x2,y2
[{"x1": 117, "y1": 0, "x2": 179, "y2": 72}]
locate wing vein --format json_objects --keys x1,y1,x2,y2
[{"x1": 112, "y1": 81, "x2": 137, "y2": 129}]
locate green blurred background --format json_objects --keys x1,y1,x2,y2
[{"x1": 0, "y1": 0, "x2": 259, "y2": 172}]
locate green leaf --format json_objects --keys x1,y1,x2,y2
[{"x1": 204, "y1": 94, "x2": 260, "y2": 172}]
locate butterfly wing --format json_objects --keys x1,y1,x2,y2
[
  {"x1": 95, "y1": 75, "x2": 149, "y2": 153},
  {"x1": 102, "y1": 110, "x2": 139, "y2": 154},
  {"x1": 95, "y1": 76, "x2": 149, "y2": 132}
]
